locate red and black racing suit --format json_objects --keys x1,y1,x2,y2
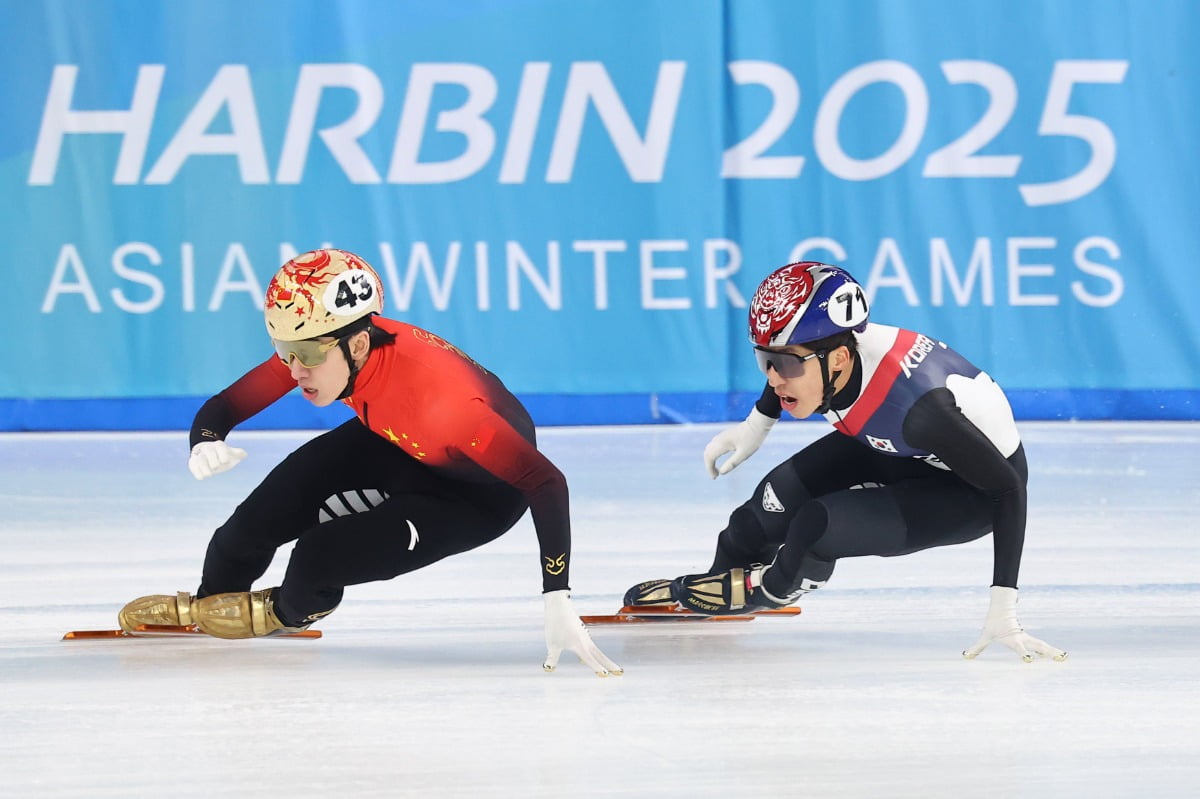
[{"x1": 190, "y1": 317, "x2": 571, "y2": 626}]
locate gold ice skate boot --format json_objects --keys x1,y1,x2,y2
[
  {"x1": 118, "y1": 591, "x2": 195, "y2": 632},
  {"x1": 192, "y1": 589, "x2": 310, "y2": 639}
]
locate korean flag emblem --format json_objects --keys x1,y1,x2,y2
[{"x1": 866, "y1": 435, "x2": 898, "y2": 453}]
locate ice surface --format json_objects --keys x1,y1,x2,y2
[{"x1": 1, "y1": 422, "x2": 1197, "y2": 798}]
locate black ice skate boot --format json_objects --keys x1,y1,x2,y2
[
  {"x1": 670, "y1": 564, "x2": 802, "y2": 615},
  {"x1": 622, "y1": 579, "x2": 677, "y2": 608}
]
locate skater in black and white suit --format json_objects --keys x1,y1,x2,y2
[{"x1": 625, "y1": 262, "x2": 1066, "y2": 662}]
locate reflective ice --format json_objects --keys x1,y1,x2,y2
[{"x1": 1, "y1": 422, "x2": 1197, "y2": 797}]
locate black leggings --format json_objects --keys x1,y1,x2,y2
[
  {"x1": 198, "y1": 419, "x2": 527, "y2": 625},
  {"x1": 711, "y1": 431, "x2": 1027, "y2": 594}
]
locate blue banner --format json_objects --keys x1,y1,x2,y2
[{"x1": 3, "y1": 0, "x2": 1197, "y2": 428}]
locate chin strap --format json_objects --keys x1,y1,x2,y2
[
  {"x1": 813, "y1": 351, "x2": 840, "y2": 414},
  {"x1": 335, "y1": 336, "x2": 360, "y2": 400},
  {"x1": 335, "y1": 323, "x2": 374, "y2": 400}
]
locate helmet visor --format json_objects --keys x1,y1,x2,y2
[
  {"x1": 753, "y1": 347, "x2": 821, "y2": 379},
  {"x1": 273, "y1": 337, "x2": 341, "y2": 368}
]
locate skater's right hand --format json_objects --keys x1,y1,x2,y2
[
  {"x1": 188, "y1": 440, "x2": 247, "y2": 480},
  {"x1": 962, "y1": 586, "x2": 1067, "y2": 663},
  {"x1": 703, "y1": 408, "x2": 777, "y2": 478},
  {"x1": 542, "y1": 590, "x2": 623, "y2": 677}
]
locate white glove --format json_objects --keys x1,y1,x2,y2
[
  {"x1": 703, "y1": 407, "x2": 777, "y2": 478},
  {"x1": 963, "y1": 586, "x2": 1067, "y2": 662},
  {"x1": 188, "y1": 440, "x2": 248, "y2": 481},
  {"x1": 542, "y1": 590, "x2": 623, "y2": 677}
]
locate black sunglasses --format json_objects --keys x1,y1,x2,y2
[{"x1": 753, "y1": 347, "x2": 824, "y2": 378}]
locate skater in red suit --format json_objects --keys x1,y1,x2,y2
[
  {"x1": 119, "y1": 248, "x2": 621, "y2": 677},
  {"x1": 625, "y1": 262, "x2": 1066, "y2": 662}
]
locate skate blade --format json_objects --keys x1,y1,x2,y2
[
  {"x1": 63, "y1": 624, "x2": 322, "y2": 640},
  {"x1": 581, "y1": 605, "x2": 801, "y2": 624}
]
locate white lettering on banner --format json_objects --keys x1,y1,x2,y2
[
  {"x1": 1072, "y1": 237, "x2": 1124, "y2": 307},
  {"x1": 931, "y1": 238, "x2": 995, "y2": 306},
  {"x1": 144, "y1": 65, "x2": 269, "y2": 184},
  {"x1": 1008, "y1": 238, "x2": 1058, "y2": 306},
  {"x1": 499, "y1": 63, "x2": 552, "y2": 184},
  {"x1": 389, "y1": 63, "x2": 498, "y2": 183},
  {"x1": 923, "y1": 61, "x2": 1020, "y2": 178},
  {"x1": 723, "y1": 58, "x2": 1126, "y2": 202},
  {"x1": 641, "y1": 240, "x2": 690, "y2": 310},
  {"x1": 815, "y1": 60, "x2": 928, "y2": 181},
  {"x1": 792, "y1": 236, "x2": 1124, "y2": 308},
  {"x1": 474, "y1": 242, "x2": 490, "y2": 311},
  {"x1": 506, "y1": 241, "x2": 562, "y2": 310},
  {"x1": 1019, "y1": 61, "x2": 1129, "y2": 206},
  {"x1": 40, "y1": 236, "x2": 1123, "y2": 314},
  {"x1": 382, "y1": 239, "x2": 573, "y2": 310},
  {"x1": 721, "y1": 61, "x2": 805, "y2": 178},
  {"x1": 278, "y1": 64, "x2": 385, "y2": 184},
  {"x1": 546, "y1": 62, "x2": 686, "y2": 183},
  {"x1": 703, "y1": 239, "x2": 746, "y2": 308},
  {"x1": 865, "y1": 240, "x2": 921, "y2": 306},
  {"x1": 377, "y1": 241, "x2": 462, "y2": 311},
  {"x1": 31, "y1": 65, "x2": 164, "y2": 185},
  {"x1": 573, "y1": 240, "x2": 627, "y2": 310},
  {"x1": 181, "y1": 243, "x2": 195, "y2": 311},
  {"x1": 111, "y1": 243, "x2": 164, "y2": 312},
  {"x1": 42, "y1": 244, "x2": 101, "y2": 312},
  {"x1": 29, "y1": 60, "x2": 1127, "y2": 205},
  {"x1": 208, "y1": 245, "x2": 262, "y2": 311}
]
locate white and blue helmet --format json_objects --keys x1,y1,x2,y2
[{"x1": 749, "y1": 262, "x2": 870, "y2": 347}]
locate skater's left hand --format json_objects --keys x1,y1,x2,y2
[
  {"x1": 963, "y1": 586, "x2": 1067, "y2": 662},
  {"x1": 542, "y1": 590, "x2": 623, "y2": 677},
  {"x1": 703, "y1": 408, "x2": 776, "y2": 478},
  {"x1": 188, "y1": 439, "x2": 247, "y2": 480}
]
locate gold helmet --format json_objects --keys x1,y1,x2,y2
[{"x1": 264, "y1": 249, "x2": 384, "y2": 342}]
